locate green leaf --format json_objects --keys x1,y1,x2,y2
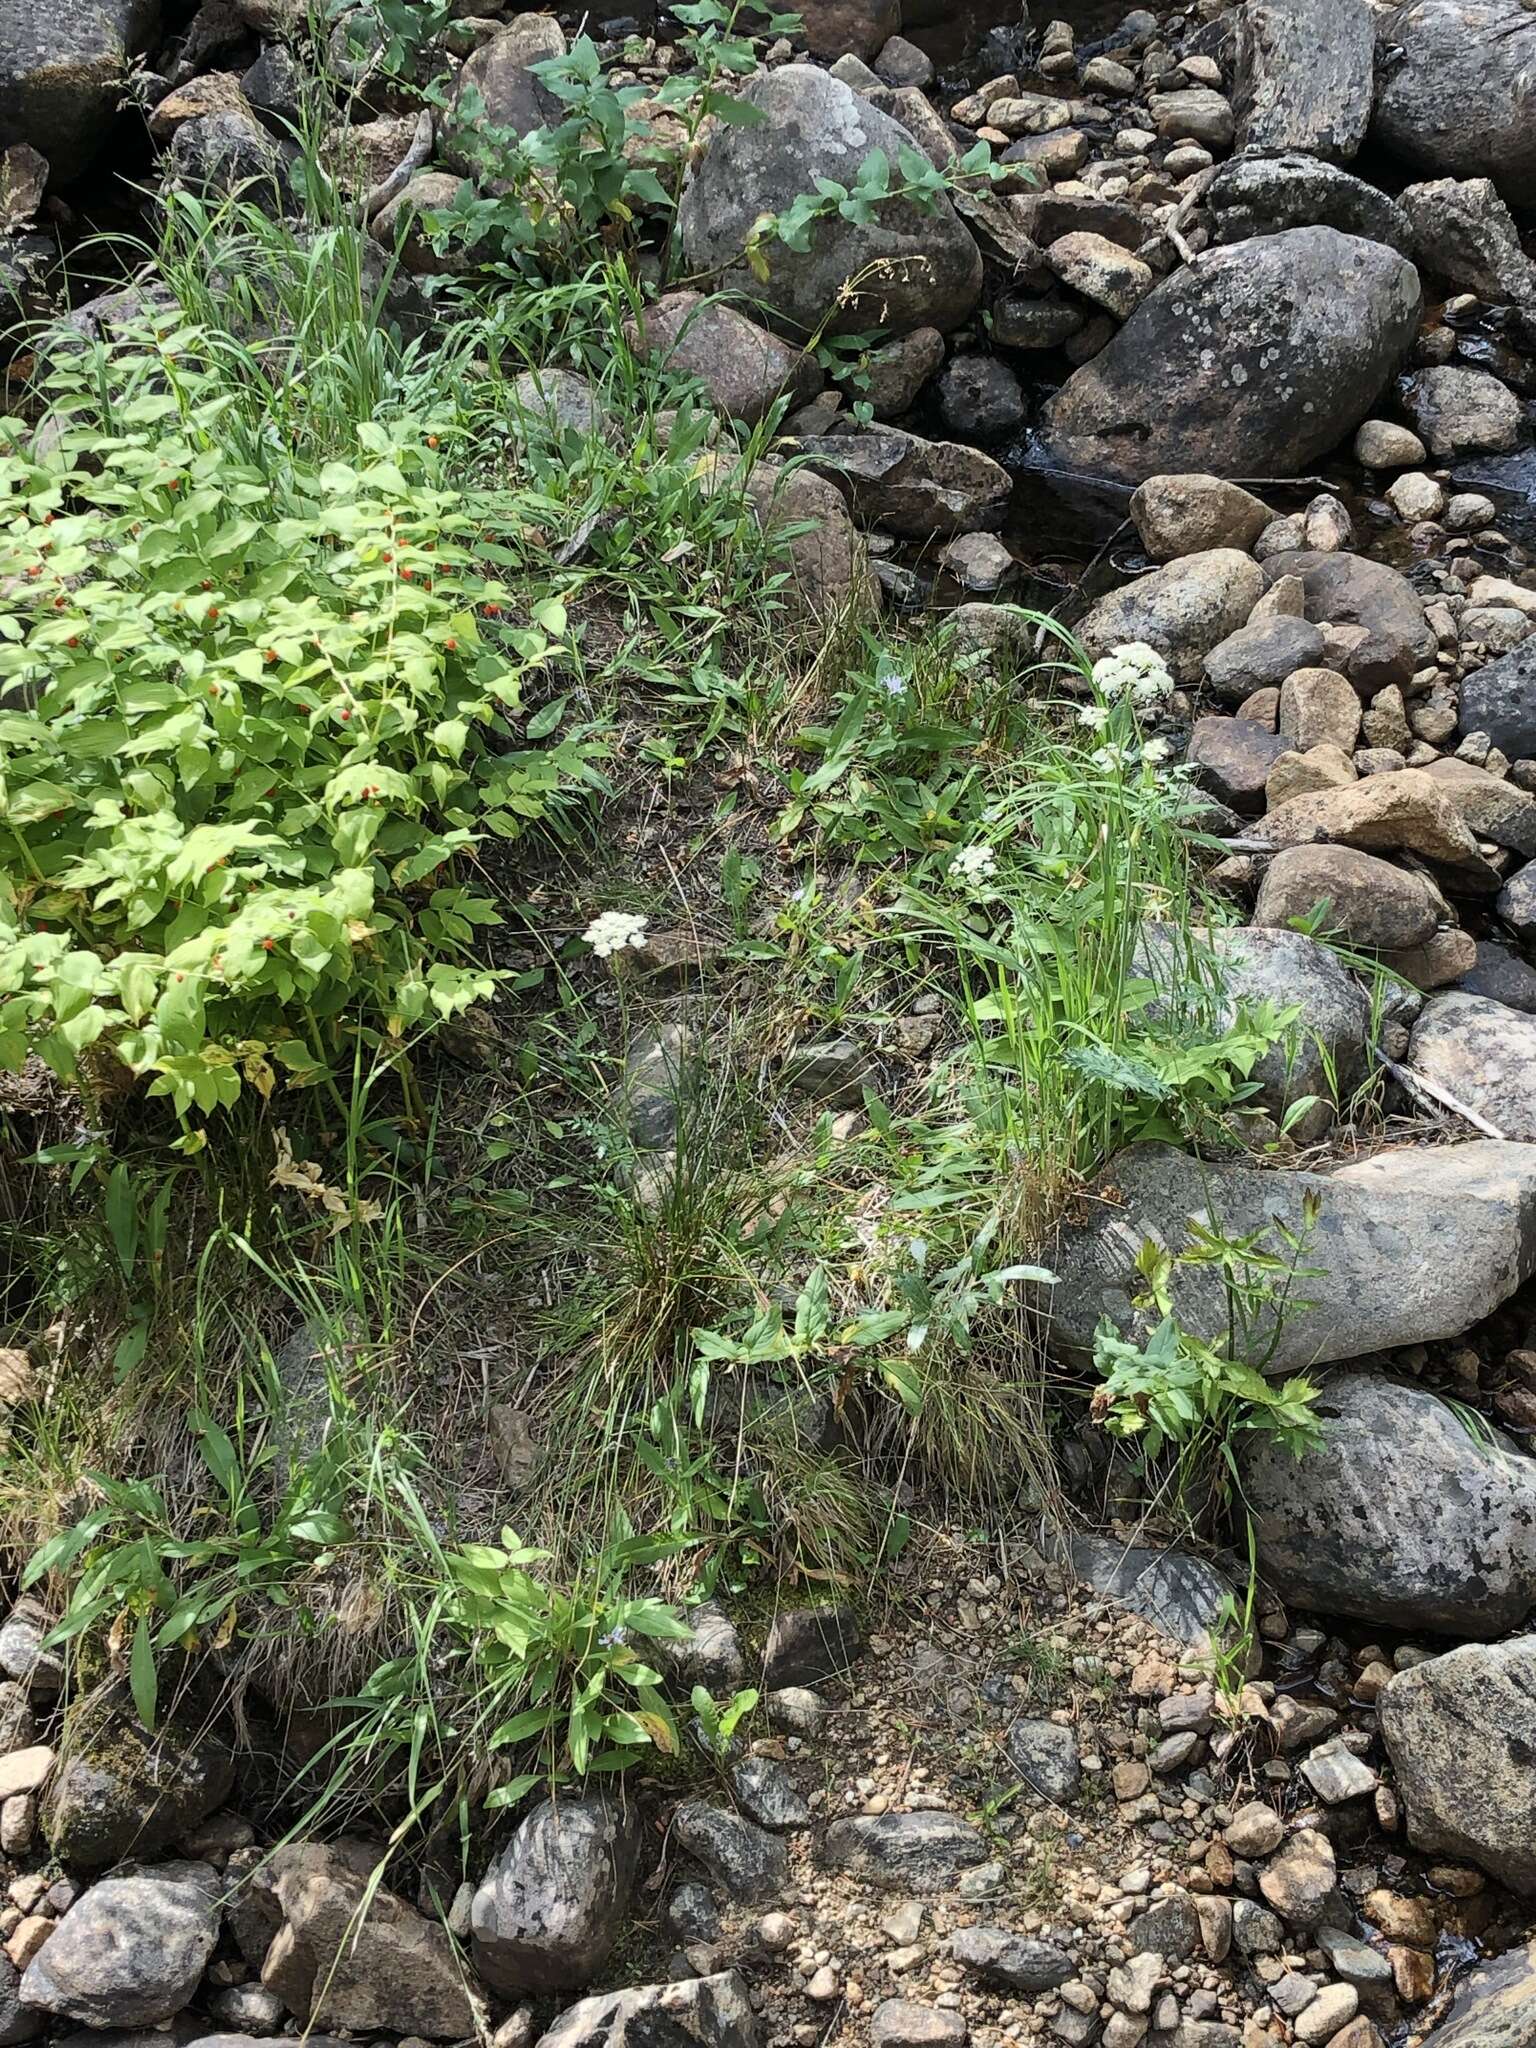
[{"x1": 130, "y1": 1613, "x2": 158, "y2": 1732}]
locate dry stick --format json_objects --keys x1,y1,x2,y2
[
  {"x1": 363, "y1": 109, "x2": 434, "y2": 223},
  {"x1": 1370, "y1": 1038, "x2": 1510, "y2": 1140}
]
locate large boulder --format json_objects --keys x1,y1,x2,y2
[
  {"x1": 471, "y1": 1796, "x2": 641, "y2": 1995},
  {"x1": 679, "y1": 66, "x2": 982, "y2": 337},
  {"x1": 1256, "y1": 771, "x2": 1496, "y2": 886},
  {"x1": 1035, "y1": 229, "x2": 1422, "y2": 485},
  {"x1": 795, "y1": 428, "x2": 1010, "y2": 540},
  {"x1": 627, "y1": 292, "x2": 821, "y2": 426},
  {"x1": 1371, "y1": 0, "x2": 1536, "y2": 208},
  {"x1": 1206, "y1": 157, "x2": 1410, "y2": 252},
  {"x1": 1408, "y1": 993, "x2": 1536, "y2": 1138},
  {"x1": 1415, "y1": 1931, "x2": 1536, "y2": 2048},
  {"x1": 1077, "y1": 551, "x2": 1264, "y2": 683},
  {"x1": 1252, "y1": 845, "x2": 1442, "y2": 951},
  {"x1": 1399, "y1": 178, "x2": 1536, "y2": 307},
  {"x1": 1232, "y1": 0, "x2": 1374, "y2": 161},
  {"x1": 1049, "y1": 1139, "x2": 1536, "y2": 1373},
  {"x1": 1259, "y1": 551, "x2": 1433, "y2": 693},
  {"x1": 43, "y1": 1691, "x2": 233, "y2": 1869},
  {"x1": 1381, "y1": 1639, "x2": 1536, "y2": 1889},
  {"x1": 20, "y1": 1863, "x2": 220, "y2": 2027},
  {"x1": 534, "y1": 1972, "x2": 759, "y2": 2048},
  {"x1": 1401, "y1": 365, "x2": 1523, "y2": 458},
  {"x1": 1135, "y1": 923, "x2": 1369, "y2": 1140},
  {"x1": 1460, "y1": 638, "x2": 1536, "y2": 759},
  {"x1": 0, "y1": 0, "x2": 160, "y2": 184},
  {"x1": 1242, "y1": 1374, "x2": 1536, "y2": 1634}
]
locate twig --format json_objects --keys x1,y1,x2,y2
[
  {"x1": 363, "y1": 109, "x2": 434, "y2": 223},
  {"x1": 1370, "y1": 1039, "x2": 1510, "y2": 1140}
]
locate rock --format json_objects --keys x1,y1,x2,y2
[
  {"x1": 730, "y1": 1757, "x2": 811, "y2": 1833},
  {"x1": 1147, "y1": 87, "x2": 1234, "y2": 150},
  {"x1": 673, "y1": 1804, "x2": 787, "y2": 1904},
  {"x1": 659, "y1": 1602, "x2": 744, "y2": 1692},
  {"x1": 1424, "y1": 757, "x2": 1536, "y2": 854},
  {"x1": 1277, "y1": 668, "x2": 1364, "y2": 752},
  {"x1": 1259, "y1": 1831, "x2": 1340, "y2": 1931},
  {"x1": 950, "y1": 1927, "x2": 1074, "y2": 1992},
  {"x1": 1460, "y1": 640, "x2": 1536, "y2": 759},
  {"x1": 1355, "y1": 420, "x2": 1428, "y2": 467},
  {"x1": 205, "y1": 1985, "x2": 288, "y2": 2034},
  {"x1": 20, "y1": 1863, "x2": 219, "y2": 2027},
  {"x1": 1128, "y1": 1893, "x2": 1202, "y2": 1962},
  {"x1": 745, "y1": 463, "x2": 874, "y2": 621},
  {"x1": 1231, "y1": 0, "x2": 1374, "y2": 161},
  {"x1": 1253, "y1": 845, "x2": 1439, "y2": 950},
  {"x1": 940, "y1": 532, "x2": 1015, "y2": 593},
  {"x1": 1381, "y1": 1638, "x2": 1536, "y2": 1890},
  {"x1": 147, "y1": 72, "x2": 254, "y2": 141},
  {"x1": 471, "y1": 1796, "x2": 641, "y2": 1994},
  {"x1": 864, "y1": 327, "x2": 945, "y2": 416},
  {"x1": 443, "y1": 14, "x2": 566, "y2": 170},
  {"x1": 0, "y1": 1750, "x2": 49, "y2": 1801},
  {"x1": 233, "y1": 1839, "x2": 474, "y2": 2037},
  {"x1": 1187, "y1": 716, "x2": 1292, "y2": 814},
  {"x1": 43, "y1": 1693, "x2": 233, "y2": 1869},
  {"x1": 1401, "y1": 366, "x2": 1523, "y2": 458},
  {"x1": 1226, "y1": 1802, "x2": 1286, "y2": 1857},
  {"x1": 164, "y1": 111, "x2": 289, "y2": 208},
  {"x1": 873, "y1": 35, "x2": 932, "y2": 88},
  {"x1": 1064, "y1": 1534, "x2": 1235, "y2": 1644},
  {"x1": 1244, "y1": 1371, "x2": 1536, "y2": 1633},
  {"x1": 1257, "y1": 770, "x2": 1493, "y2": 879},
  {"x1": 762, "y1": 1604, "x2": 859, "y2": 1689},
  {"x1": 871, "y1": 2004, "x2": 964, "y2": 2048},
  {"x1": 1372, "y1": 0, "x2": 1536, "y2": 208},
  {"x1": 370, "y1": 173, "x2": 469, "y2": 278},
  {"x1": 1233, "y1": 1902, "x2": 1285, "y2": 1956},
  {"x1": 800, "y1": 0, "x2": 899, "y2": 61},
  {"x1": 823, "y1": 1812, "x2": 988, "y2": 1891},
  {"x1": 1503, "y1": 861, "x2": 1536, "y2": 934},
  {"x1": 1137, "y1": 923, "x2": 1369, "y2": 1138},
  {"x1": 1036, "y1": 229, "x2": 1422, "y2": 485},
  {"x1": 510, "y1": 368, "x2": 604, "y2": 439},
  {"x1": 797, "y1": 429, "x2": 1010, "y2": 540},
  {"x1": 533, "y1": 1971, "x2": 760, "y2": 2048},
  {"x1": 679, "y1": 66, "x2": 982, "y2": 337},
  {"x1": 935, "y1": 355, "x2": 1026, "y2": 440},
  {"x1": 1295, "y1": 1987, "x2": 1360, "y2": 2043},
  {"x1": 1399, "y1": 177, "x2": 1536, "y2": 306},
  {"x1": 1003, "y1": 1719, "x2": 1080, "y2": 1802},
  {"x1": 1408, "y1": 992, "x2": 1536, "y2": 1137},
  {"x1": 1267, "y1": 744, "x2": 1357, "y2": 806},
  {"x1": 1422, "y1": 1934, "x2": 1536, "y2": 2048},
  {"x1": 0, "y1": 0, "x2": 159, "y2": 184},
  {"x1": 1077, "y1": 552, "x2": 1263, "y2": 684},
  {"x1": 1460, "y1": 940, "x2": 1536, "y2": 1012},
  {"x1": 1129, "y1": 476, "x2": 1273, "y2": 560},
  {"x1": 1205, "y1": 617, "x2": 1326, "y2": 702},
  {"x1": 1387, "y1": 471, "x2": 1446, "y2": 522},
  {"x1": 1301, "y1": 1742, "x2": 1378, "y2": 1804},
  {"x1": 628, "y1": 293, "x2": 820, "y2": 426},
  {"x1": 1049, "y1": 1139, "x2": 1536, "y2": 1373},
  {"x1": 1206, "y1": 157, "x2": 1411, "y2": 252},
  {"x1": 1047, "y1": 233, "x2": 1152, "y2": 319},
  {"x1": 991, "y1": 291, "x2": 1084, "y2": 350},
  {"x1": 1261, "y1": 551, "x2": 1433, "y2": 694}
]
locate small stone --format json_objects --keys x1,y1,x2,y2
[
  {"x1": 1294, "y1": 1985, "x2": 1359, "y2": 2044},
  {"x1": 871, "y1": 2000, "x2": 967, "y2": 2048},
  {"x1": 1355, "y1": 420, "x2": 1427, "y2": 468}
]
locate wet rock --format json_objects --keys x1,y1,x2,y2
[
  {"x1": 673, "y1": 1803, "x2": 787, "y2": 1904},
  {"x1": 1408, "y1": 992, "x2": 1536, "y2": 1137},
  {"x1": 1401, "y1": 366, "x2": 1523, "y2": 458},
  {"x1": 1036, "y1": 229, "x2": 1422, "y2": 485},
  {"x1": 232, "y1": 1839, "x2": 474, "y2": 2037},
  {"x1": 534, "y1": 1971, "x2": 759, "y2": 2048},
  {"x1": 1258, "y1": 1830, "x2": 1341, "y2": 1931},
  {"x1": 44, "y1": 1692, "x2": 233, "y2": 1869},
  {"x1": 822, "y1": 1811, "x2": 988, "y2": 1890},
  {"x1": 950, "y1": 1927, "x2": 1074, "y2": 1991},
  {"x1": 471, "y1": 1796, "x2": 642, "y2": 1994},
  {"x1": 797, "y1": 428, "x2": 1010, "y2": 540},
  {"x1": 680, "y1": 66, "x2": 981, "y2": 337},
  {"x1": 1253, "y1": 846, "x2": 1440, "y2": 949},
  {"x1": 1077, "y1": 551, "x2": 1263, "y2": 684},
  {"x1": 1206, "y1": 157, "x2": 1411, "y2": 252},
  {"x1": 940, "y1": 532, "x2": 1015, "y2": 593},
  {"x1": 627, "y1": 292, "x2": 820, "y2": 427},
  {"x1": 1050, "y1": 1139, "x2": 1536, "y2": 1372},
  {"x1": 20, "y1": 1863, "x2": 219, "y2": 2027},
  {"x1": 1261, "y1": 551, "x2": 1433, "y2": 693},
  {"x1": 1003, "y1": 1718, "x2": 1080, "y2": 1802},
  {"x1": 1381, "y1": 1638, "x2": 1536, "y2": 1890},
  {"x1": 1419, "y1": 1932, "x2": 1536, "y2": 2048},
  {"x1": 1129, "y1": 476, "x2": 1273, "y2": 560},
  {"x1": 935, "y1": 355, "x2": 1026, "y2": 440},
  {"x1": 1459, "y1": 638, "x2": 1536, "y2": 759},
  {"x1": 1187, "y1": 716, "x2": 1292, "y2": 814},
  {"x1": 1205, "y1": 617, "x2": 1326, "y2": 703},
  {"x1": 443, "y1": 15, "x2": 566, "y2": 170},
  {"x1": 1245, "y1": 1371, "x2": 1536, "y2": 1633},
  {"x1": 0, "y1": 0, "x2": 160, "y2": 185},
  {"x1": 1231, "y1": 0, "x2": 1374, "y2": 161},
  {"x1": 1371, "y1": 0, "x2": 1536, "y2": 208}
]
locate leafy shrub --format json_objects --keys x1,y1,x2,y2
[{"x1": 0, "y1": 323, "x2": 607, "y2": 1121}]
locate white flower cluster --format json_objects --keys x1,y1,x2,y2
[
  {"x1": 583, "y1": 910, "x2": 649, "y2": 959},
  {"x1": 1091, "y1": 641, "x2": 1175, "y2": 709},
  {"x1": 950, "y1": 842, "x2": 998, "y2": 887}
]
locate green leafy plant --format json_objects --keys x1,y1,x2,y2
[
  {"x1": 745, "y1": 140, "x2": 1004, "y2": 282},
  {"x1": 691, "y1": 1681, "x2": 759, "y2": 1758}
]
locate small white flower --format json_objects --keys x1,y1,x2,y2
[
  {"x1": 1091, "y1": 743, "x2": 1131, "y2": 773},
  {"x1": 1092, "y1": 641, "x2": 1174, "y2": 708},
  {"x1": 878, "y1": 671, "x2": 907, "y2": 698},
  {"x1": 1076, "y1": 703, "x2": 1112, "y2": 731},
  {"x1": 1142, "y1": 735, "x2": 1175, "y2": 765},
  {"x1": 583, "y1": 910, "x2": 649, "y2": 959},
  {"x1": 950, "y1": 842, "x2": 998, "y2": 887}
]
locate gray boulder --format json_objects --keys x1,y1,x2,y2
[
  {"x1": 679, "y1": 66, "x2": 982, "y2": 337},
  {"x1": 823, "y1": 1811, "x2": 988, "y2": 1890},
  {"x1": 1244, "y1": 1374, "x2": 1536, "y2": 1634},
  {"x1": 1381, "y1": 1637, "x2": 1536, "y2": 1888},
  {"x1": 1260, "y1": 550, "x2": 1433, "y2": 693},
  {"x1": 534, "y1": 1972, "x2": 759, "y2": 2048},
  {"x1": 1408, "y1": 993, "x2": 1536, "y2": 1139},
  {"x1": 628, "y1": 292, "x2": 821, "y2": 427},
  {"x1": 471, "y1": 1795, "x2": 642, "y2": 1994},
  {"x1": 0, "y1": 0, "x2": 159, "y2": 184},
  {"x1": 672, "y1": 1802, "x2": 787, "y2": 1904},
  {"x1": 1077, "y1": 551, "x2": 1264, "y2": 684},
  {"x1": 1232, "y1": 0, "x2": 1374, "y2": 161},
  {"x1": 1415, "y1": 1932, "x2": 1536, "y2": 2048},
  {"x1": 1065, "y1": 1534, "x2": 1237, "y2": 1645},
  {"x1": 1371, "y1": 0, "x2": 1536, "y2": 208},
  {"x1": 1399, "y1": 177, "x2": 1536, "y2": 306},
  {"x1": 1204, "y1": 616, "x2": 1326, "y2": 702},
  {"x1": 1252, "y1": 844, "x2": 1441, "y2": 951},
  {"x1": 1461, "y1": 639, "x2": 1536, "y2": 759},
  {"x1": 1400, "y1": 366, "x2": 1523, "y2": 458},
  {"x1": 0, "y1": 1956, "x2": 37, "y2": 2047},
  {"x1": 1036, "y1": 229, "x2": 1422, "y2": 485},
  {"x1": 43, "y1": 1692, "x2": 233, "y2": 1868},
  {"x1": 1206, "y1": 157, "x2": 1410, "y2": 252},
  {"x1": 1049, "y1": 1139, "x2": 1536, "y2": 1373},
  {"x1": 20, "y1": 1863, "x2": 219, "y2": 2027},
  {"x1": 796, "y1": 428, "x2": 1010, "y2": 540}
]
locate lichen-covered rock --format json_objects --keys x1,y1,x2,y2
[
  {"x1": 20, "y1": 1863, "x2": 219, "y2": 2028},
  {"x1": 1372, "y1": 0, "x2": 1536, "y2": 207},
  {"x1": 1232, "y1": 0, "x2": 1374, "y2": 161},
  {"x1": 43, "y1": 1691, "x2": 233, "y2": 1870},
  {"x1": 0, "y1": 0, "x2": 160, "y2": 184},
  {"x1": 471, "y1": 1796, "x2": 641, "y2": 1995},
  {"x1": 534, "y1": 1971, "x2": 760, "y2": 2048}
]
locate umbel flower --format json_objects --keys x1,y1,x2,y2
[
  {"x1": 583, "y1": 911, "x2": 649, "y2": 959},
  {"x1": 1090, "y1": 641, "x2": 1174, "y2": 707}
]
